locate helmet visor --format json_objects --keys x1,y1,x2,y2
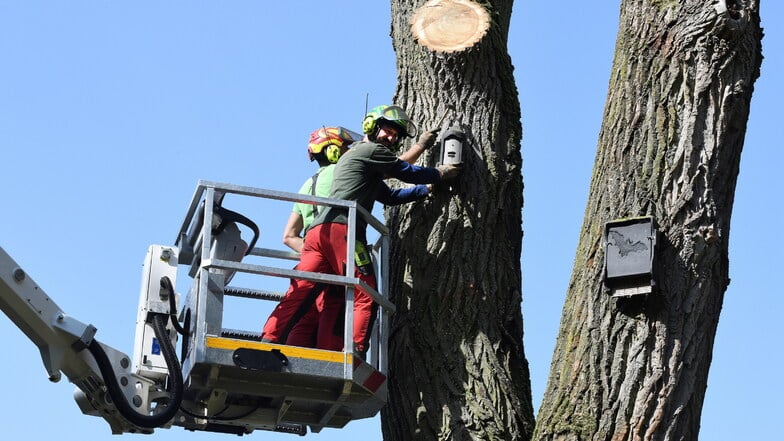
[{"x1": 378, "y1": 106, "x2": 418, "y2": 138}]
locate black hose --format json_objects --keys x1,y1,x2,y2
[
  {"x1": 157, "y1": 276, "x2": 191, "y2": 364},
  {"x1": 161, "y1": 276, "x2": 187, "y2": 337},
  {"x1": 150, "y1": 313, "x2": 184, "y2": 418},
  {"x1": 159, "y1": 276, "x2": 191, "y2": 364},
  {"x1": 86, "y1": 313, "x2": 183, "y2": 429}
]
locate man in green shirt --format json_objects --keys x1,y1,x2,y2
[
  {"x1": 263, "y1": 106, "x2": 461, "y2": 357},
  {"x1": 280, "y1": 124, "x2": 441, "y2": 348}
]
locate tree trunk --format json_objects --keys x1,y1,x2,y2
[
  {"x1": 534, "y1": 2, "x2": 762, "y2": 440},
  {"x1": 382, "y1": 1, "x2": 534, "y2": 440}
]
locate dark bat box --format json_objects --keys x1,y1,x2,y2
[{"x1": 602, "y1": 216, "x2": 657, "y2": 296}]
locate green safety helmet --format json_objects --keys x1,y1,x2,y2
[{"x1": 361, "y1": 105, "x2": 418, "y2": 144}]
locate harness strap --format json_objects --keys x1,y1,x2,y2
[{"x1": 310, "y1": 169, "x2": 323, "y2": 217}]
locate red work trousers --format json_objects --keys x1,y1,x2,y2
[
  {"x1": 260, "y1": 222, "x2": 377, "y2": 353},
  {"x1": 284, "y1": 285, "x2": 344, "y2": 350}
]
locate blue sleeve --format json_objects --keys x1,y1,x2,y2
[
  {"x1": 375, "y1": 182, "x2": 429, "y2": 206},
  {"x1": 385, "y1": 159, "x2": 441, "y2": 184}
]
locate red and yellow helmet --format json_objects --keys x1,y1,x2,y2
[{"x1": 307, "y1": 126, "x2": 356, "y2": 163}]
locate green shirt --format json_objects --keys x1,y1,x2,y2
[
  {"x1": 293, "y1": 165, "x2": 335, "y2": 231},
  {"x1": 311, "y1": 141, "x2": 440, "y2": 240}
]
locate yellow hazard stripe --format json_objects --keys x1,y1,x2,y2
[{"x1": 206, "y1": 336, "x2": 351, "y2": 364}]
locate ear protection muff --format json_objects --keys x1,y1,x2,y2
[
  {"x1": 362, "y1": 115, "x2": 377, "y2": 135},
  {"x1": 325, "y1": 143, "x2": 341, "y2": 163}
]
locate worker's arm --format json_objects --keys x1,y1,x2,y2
[
  {"x1": 397, "y1": 129, "x2": 439, "y2": 165},
  {"x1": 371, "y1": 142, "x2": 458, "y2": 185},
  {"x1": 282, "y1": 211, "x2": 304, "y2": 253},
  {"x1": 384, "y1": 159, "x2": 441, "y2": 184},
  {"x1": 397, "y1": 144, "x2": 426, "y2": 165},
  {"x1": 375, "y1": 182, "x2": 430, "y2": 206}
]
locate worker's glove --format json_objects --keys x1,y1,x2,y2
[
  {"x1": 436, "y1": 163, "x2": 462, "y2": 180},
  {"x1": 417, "y1": 128, "x2": 440, "y2": 150}
]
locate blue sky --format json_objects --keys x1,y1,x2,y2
[{"x1": 1, "y1": 2, "x2": 781, "y2": 440}]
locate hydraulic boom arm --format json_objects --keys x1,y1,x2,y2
[{"x1": 0, "y1": 246, "x2": 177, "y2": 434}]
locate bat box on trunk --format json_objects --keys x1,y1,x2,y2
[{"x1": 603, "y1": 216, "x2": 658, "y2": 297}]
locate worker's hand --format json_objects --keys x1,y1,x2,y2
[
  {"x1": 436, "y1": 163, "x2": 462, "y2": 180},
  {"x1": 417, "y1": 128, "x2": 440, "y2": 150}
]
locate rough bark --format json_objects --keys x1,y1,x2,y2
[
  {"x1": 534, "y1": 1, "x2": 762, "y2": 440},
  {"x1": 382, "y1": 1, "x2": 534, "y2": 440}
]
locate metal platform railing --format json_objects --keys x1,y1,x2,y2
[{"x1": 170, "y1": 180, "x2": 392, "y2": 434}]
